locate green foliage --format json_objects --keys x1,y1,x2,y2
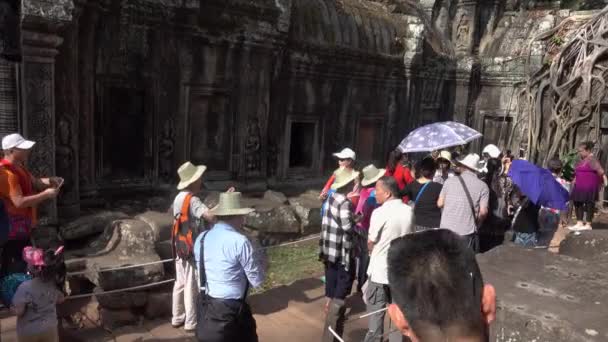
[
  {"x1": 550, "y1": 35, "x2": 565, "y2": 46},
  {"x1": 561, "y1": 150, "x2": 578, "y2": 181}
]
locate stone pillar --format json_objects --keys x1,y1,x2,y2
[
  {"x1": 20, "y1": 0, "x2": 73, "y2": 224},
  {"x1": 0, "y1": 60, "x2": 19, "y2": 137}
]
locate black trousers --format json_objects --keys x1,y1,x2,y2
[
  {"x1": 196, "y1": 294, "x2": 257, "y2": 342},
  {"x1": 324, "y1": 261, "x2": 355, "y2": 300},
  {"x1": 574, "y1": 201, "x2": 595, "y2": 223}
]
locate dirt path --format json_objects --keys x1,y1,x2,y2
[{"x1": 1, "y1": 278, "x2": 371, "y2": 342}]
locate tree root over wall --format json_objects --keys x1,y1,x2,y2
[{"x1": 518, "y1": 6, "x2": 608, "y2": 165}]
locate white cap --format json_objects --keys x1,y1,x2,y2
[
  {"x1": 482, "y1": 144, "x2": 501, "y2": 159},
  {"x1": 333, "y1": 148, "x2": 356, "y2": 160},
  {"x1": 2, "y1": 133, "x2": 36, "y2": 150}
]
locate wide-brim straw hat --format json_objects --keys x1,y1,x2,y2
[
  {"x1": 455, "y1": 153, "x2": 481, "y2": 172},
  {"x1": 437, "y1": 150, "x2": 453, "y2": 163},
  {"x1": 331, "y1": 168, "x2": 360, "y2": 190},
  {"x1": 177, "y1": 161, "x2": 207, "y2": 190},
  {"x1": 361, "y1": 164, "x2": 385, "y2": 187},
  {"x1": 211, "y1": 192, "x2": 255, "y2": 216}
]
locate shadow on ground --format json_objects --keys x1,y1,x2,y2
[{"x1": 250, "y1": 277, "x2": 325, "y2": 315}]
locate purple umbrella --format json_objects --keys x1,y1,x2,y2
[
  {"x1": 508, "y1": 159, "x2": 569, "y2": 211},
  {"x1": 398, "y1": 121, "x2": 482, "y2": 153}
]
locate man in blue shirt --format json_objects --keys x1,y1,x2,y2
[{"x1": 193, "y1": 192, "x2": 265, "y2": 342}]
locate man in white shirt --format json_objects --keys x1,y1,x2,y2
[{"x1": 364, "y1": 176, "x2": 414, "y2": 342}]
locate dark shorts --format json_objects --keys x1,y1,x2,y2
[{"x1": 324, "y1": 261, "x2": 355, "y2": 300}]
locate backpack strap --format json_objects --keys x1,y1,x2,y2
[
  {"x1": 172, "y1": 193, "x2": 194, "y2": 258},
  {"x1": 180, "y1": 193, "x2": 193, "y2": 223}
]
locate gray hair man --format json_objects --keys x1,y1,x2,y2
[{"x1": 363, "y1": 176, "x2": 414, "y2": 342}]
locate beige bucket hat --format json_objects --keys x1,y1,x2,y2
[
  {"x1": 437, "y1": 150, "x2": 452, "y2": 163},
  {"x1": 331, "y1": 168, "x2": 360, "y2": 190},
  {"x1": 361, "y1": 164, "x2": 386, "y2": 187},
  {"x1": 211, "y1": 192, "x2": 255, "y2": 216},
  {"x1": 177, "y1": 161, "x2": 207, "y2": 190}
]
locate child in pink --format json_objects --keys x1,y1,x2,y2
[{"x1": 12, "y1": 246, "x2": 65, "y2": 342}]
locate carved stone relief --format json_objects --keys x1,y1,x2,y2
[
  {"x1": 159, "y1": 118, "x2": 175, "y2": 183},
  {"x1": 455, "y1": 14, "x2": 471, "y2": 52},
  {"x1": 245, "y1": 117, "x2": 261, "y2": 173},
  {"x1": 56, "y1": 116, "x2": 75, "y2": 199}
]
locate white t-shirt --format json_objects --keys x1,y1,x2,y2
[{"x1": 367, "y1": 199, "x2": 414, "y2": 284}]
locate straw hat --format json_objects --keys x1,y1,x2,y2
[
  {"x1": 455, "y1": 153, "x2": 481, "y2": 172},
  {"x1": 437, "y1": 150, "x2": 452, "y2": 163},
  {"x1": 211, "y1": 192, "x2": 255, "y2": 217},
  {"x1": 331, "y1": 168, "x2": 360, "y2": 190},
  {"x1": 361, "y1": 164, "x2": 386, "y2": 187},
  {"x1": 177, "y1": 161, "x2": 207, "y2": 190}
]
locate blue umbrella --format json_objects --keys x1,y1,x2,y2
[
  {"x1": 508, "y1": 159, "x2": 569, "y2": 211},
  {"x1": 398, "y1": 121, "x2": 482, "y2": 153}
]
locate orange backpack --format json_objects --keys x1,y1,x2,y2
[{"x1": 172, "y1": 193, "x2": 195, "y2": 260}]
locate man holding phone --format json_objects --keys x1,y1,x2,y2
[{"x1": 0, "y1": 133, "x2": 62, "y2": 277}]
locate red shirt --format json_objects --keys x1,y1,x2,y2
[{"x1": 385, "y1": 164, "x2": 414, "y2": 202}]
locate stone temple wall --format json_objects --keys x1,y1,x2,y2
[{"x1": 2, "y1": 0, "x2": 608, "y2": 220}]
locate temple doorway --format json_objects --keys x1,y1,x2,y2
[{"x1": 100, "y1": 86, "x2": 153, "y2": 183}]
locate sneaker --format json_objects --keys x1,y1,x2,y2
[
  {"x1": 568, "y1": 223, "x2": 583, "y2": 231},
  {"x1": 578, "y1": 224, "x2": 592, "y2": 231},
  {"x1": 172, "y1": 322, "x2": 184, "y2": 329}
]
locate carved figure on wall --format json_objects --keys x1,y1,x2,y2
[
  {"x1": 245, "y1": 117, "x2": 261, "y2": 172},
  {"x1": 267, "y1": 142, "x2": 278, "y2": 177},
  {"x1": 56, "y1": 117, "x2": 74, "y2": 197},
  {"x1": 159, "y1": 118, "x2": 175, "y2": 183},
  {"x1": 456, "y1": 14, "x2": 470, "y2": 51}
]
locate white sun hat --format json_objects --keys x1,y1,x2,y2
[
  {"x1": 333, "y1": 148, "x2": 356, "y2": 160},
  {"x1": 482, "y1": 144, "x2": 501, "y2": 159},
  {"x1": 2, "y1": 133, "x2": 35, "y2": 150},
  {"x1": 176, "y1": 161, "x2": 207, "y2": 190},
  {"x1": 455, "y1": 153, "x2": 481, "y2": 172}
]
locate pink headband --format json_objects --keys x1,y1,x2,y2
[{"x1": 22, "y1": 246, "x2": 64, "y2": 267}]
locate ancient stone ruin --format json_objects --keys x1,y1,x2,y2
[{"x1": 2, "y1": 0, "x2": 608, "y2": 222}]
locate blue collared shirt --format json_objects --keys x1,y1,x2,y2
[{"x1": 193, "y1": 222, "x2": 265, "y2": 300}]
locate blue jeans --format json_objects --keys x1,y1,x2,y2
[{"x1": 514, "y1": 232, "x2": 538, "y2": 247}]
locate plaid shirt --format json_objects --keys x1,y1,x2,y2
[{"x1": 319, "y1": 192, "x2": 354, "y2": 271}]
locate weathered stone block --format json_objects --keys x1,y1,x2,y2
[
  {"x1": 59, "y1": 211, "x2": 128, "y2": 240},
  {"x1": 288, "y1": 193, "x2": 322, "y2": 235},
  {"x1": 94, "y1": 287, "x2": 147, "y2": 310},
  {"x1": 84, "y1": 219, "x2": 165, "y2": 291},
  {"x1": 135, "y1": 210, "x2": 174, "y2": 242},
  {"x1": 144, "y1": 291, "x2": 173, "y2": 319},
  {"x1": 478, "y1": 245, "x2": 608, "y2": 341},
  {"x1": 244, "y1": 199, "x2": 300, "y2": 234},
  {"x1": 263, "y1": 190, "x2": 288, "y2": 204},
  {"x1": 99, "y1": 308, "x2": 139, "y2": 330}
]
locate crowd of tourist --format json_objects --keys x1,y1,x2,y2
[
  {"x1": 0, "y1": 129, "x2": 605, "y2": 342},
  {"x1": 318, "y1": 139, "x2": 605, "y2": 341}
]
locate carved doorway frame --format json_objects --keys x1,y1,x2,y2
[
  {"x1": 182, "y1": 83, "x2": 234, "y2": 181},
  {"x1": 282, "y1": 114, "x2": 321, "y2": 179},
  {"x1": 95, "y1": 76, "x2": 159, "y2": 189}
]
